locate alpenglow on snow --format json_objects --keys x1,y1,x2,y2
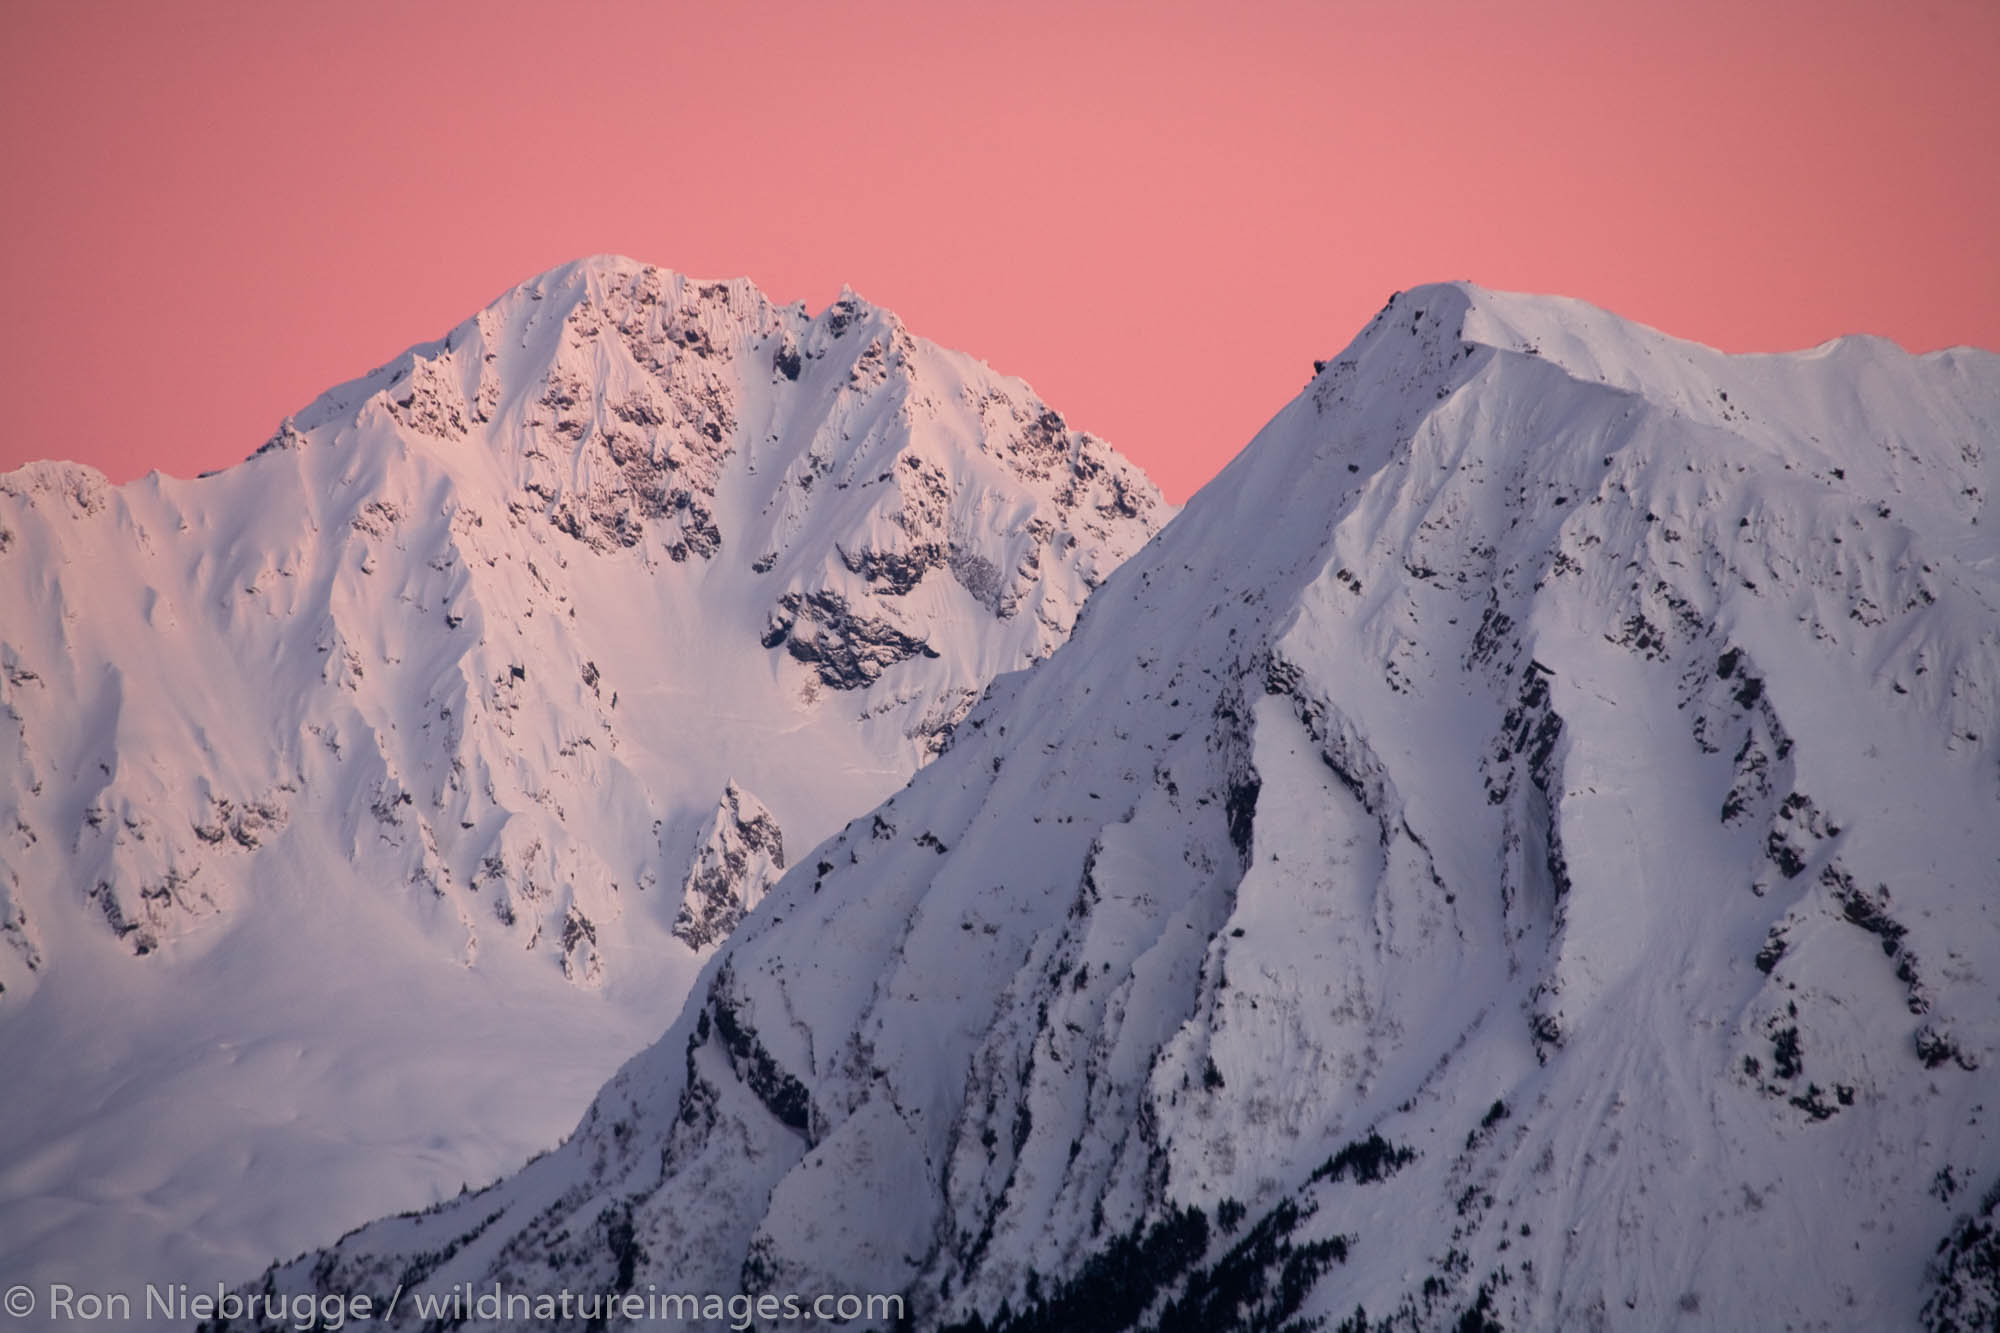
[
  {"x1": 250, "y1": 282, "x2": 1997, "y2": 1332},
  {"x1": 0, "y1": 256, "x2": 1167, "y2": 1302}
]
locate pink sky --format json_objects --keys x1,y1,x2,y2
[{"x1": 3, "y1": 0, "x2": 1994, "y2": 502}]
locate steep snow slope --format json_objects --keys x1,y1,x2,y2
[
  {"x1": 260, "y1": 283, "x2": 2000, "y2": 1331},
  {"x1": 0, "y1": 256, "x2": 1165, "y2": 1297}
]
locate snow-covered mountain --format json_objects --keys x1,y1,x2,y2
[
  {"x1": 255, "y1": 282, "x2": 2000, "y2": 1331},
  {"x1": 0, "y1": 256, "x2": 1165, "y2": 1298}
]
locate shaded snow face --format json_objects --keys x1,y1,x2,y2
[
  {"x1": 0, "y1": 255, "x2": 1165, "y2": 1299},
  {"x1": 261, "y1": 282, "x2": 2000, "y2": 1332}
]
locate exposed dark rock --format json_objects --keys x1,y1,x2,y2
[
  {"x1": 764, "y1": 589, "x2": 939, "y2": 690},
  {"x1": 672, "y1": 782, "x2": 787, "y2": 950}
]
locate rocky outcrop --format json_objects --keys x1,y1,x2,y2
[
  {"x1": 761, "y1": 590, "x2": 940, "y2": 690},
  {"x1": 673, "y1": 783, "x2": 786, "y2": 950}
]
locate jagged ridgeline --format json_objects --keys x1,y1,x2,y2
[
  {"x1": 0, "y1": 257, "x2": 1166, "y2": 1298},
  {"x1": 253, "y1": 281, "x2": 1999, "y2": 1331}
]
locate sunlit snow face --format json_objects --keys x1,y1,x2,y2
[{"x1": 0, "y1": 259, "x2": 1169, "y2": 1302}]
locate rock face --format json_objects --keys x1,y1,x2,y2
[
  {"x1": 673, "y1": 783, "x2": 786, "y2": 950},
  {"x1": 0, "y1": 256, "x2": 1165, "y2": 1296},
  {"x1": 254, "y1": 283, "x2": 2000, "y2": 1331}
]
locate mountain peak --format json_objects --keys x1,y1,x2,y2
[
  {"x1": 1329, "y1": 280, "x2": 1713, "y2": 395},
  {"x1": 0, "y1": 256, "x2": 1168, "y2": 1296},
  {"x1": 258, "y1": 284, "x2": 2000, "y2": 1332}
]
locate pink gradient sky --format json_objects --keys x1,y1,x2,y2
[{"x1": 3, "y1": 1, "x2": 1995, "y2": 502}]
